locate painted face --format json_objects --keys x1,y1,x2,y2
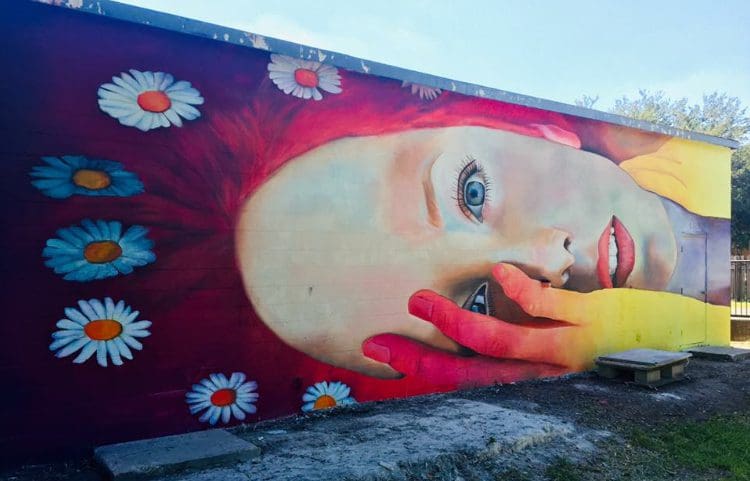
[{"x1": 236, "y1": 126, "x2": 677, "y2": 378}]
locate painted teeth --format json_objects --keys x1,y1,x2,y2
[
  {"x1": 463, "y1": 283, "x2": 489, "y2": 315},
  {"x1": 608, "y1": 227, "x2": 618, "y2": 277}
]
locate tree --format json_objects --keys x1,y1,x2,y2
[
  {"x1": 731, "y1": 146, "x2": 750, "y2": 249},
  {"x1": 575, "y1": 90, "x2": 750, "y2": 250}
]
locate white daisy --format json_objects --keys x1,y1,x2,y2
[
  {"x1": 49, "y1": 298, "x2": 151, "y2": 367},
  {"x1": 43, "y1": 219, "x2": 156, "y2": 282},
  {"x1": 402, "y1": 81, "x2": 442, "y2": 101},
  {"x1": 30, "y1": 155, "x2": 144, "y2": 199},
  {"x1": 301, "y1": 381, "x2": 356, "y2": 412},
  {"x1": 268, "y1": 54, "x2": 342, "y2": 100},
  {"x1": 186, "y1": 373, "x2": 259, "y2": 425},
  {"x1": 97, "y1": 69, "x2": 204, "y2": 132}
]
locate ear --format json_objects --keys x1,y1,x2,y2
[{"x1": 530, "y1": 124, "x2": 581, "y2": 149}]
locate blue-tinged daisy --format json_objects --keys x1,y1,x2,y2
[
  {"x1": 186, "y1": 373, "x2": 259, "y2": 425},
  {"x1": 301, "y1": 381, "x2": 356, "y2": 412},
  {"x1": 402, "y1": 81, "x2": 441, "y2": 100},
  {"x1": 98, "y1": 69, "x2": 204, "y2": 132},
  {"x1": 30, "y1": 155, "x2": 144, "y2": 199},
  {"x1": 43, "y1": 219, "x2": 156, "y2": 282},
  {"x1": 268, "y1": 54, "x2": 342, "y2": 100},
  {"x1": 49, "y1": 297, "x2": 151, "y2": 367}
]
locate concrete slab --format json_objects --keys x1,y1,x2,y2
[
  {"x1": 687, "y1": 345, "x2": 750, "y2": 362},
  {"x1": 597, "y1": 349, "x2": 691, "y2": 368},
  {"x1": 160, "y1": 398, "x2": 609, "y2": 481},
  {"x1": 94, "y1": 429, "x2": 260, "y2": 480}
]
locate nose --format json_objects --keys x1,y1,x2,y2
[{"x1": 504, "y1": 228, "x2": 574, "y2": 288}]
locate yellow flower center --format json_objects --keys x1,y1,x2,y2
[
  {"x1": 294, "y1": 68, "x2": 319, "y2": 88},
  {"x1": 72, "y1": 169, "x2": 111, "y2": 190},
  {"x1": 313, "y1": 395, "x2": 337, "y2": 410},
  {"x1": 84, "y1": 319, "x2": 123, "y2": 341},
  {"x1": 137, "y1": 90, "x2": 172, "y2": 113},
  {"x1": 210, "y1": 388, "x2": 237, "y2": 407},
  {"x1": 83, "y1": 241, "x2": 122, "y2": 264}
]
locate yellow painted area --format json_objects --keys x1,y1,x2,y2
[
  {"x1": 578, "y1": 137, "x2": 734, "y2": 358},
  {"x1": 552, "y1": 288, "x2": 730, "y2": 369},
  {"x1": 620, "y1": 137, "x2": 732, "y2": 219}
]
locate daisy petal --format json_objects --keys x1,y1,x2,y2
[
  {"x1": 55, "y1": 337, "x2": 90, "y2": 358},
  {"x1": 49, "y1": 335, "x2": 83, "y2": 351},
  {"x1": 72, "y1": 341, "x2": 98, "y2": 364},
  {"x1": 230, "y1": 404, "x2": 246, "y2": 421},
  {"x1": 107, "y1": 340, "x2": 123, "y2": 366},
  {"x1": 96, "y1": 341, "x2": 108, "y2": 367},
  {"x1": 113, "y1": 337, "x2": 133, "y2": 360}
]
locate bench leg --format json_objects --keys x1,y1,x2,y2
[
  {"x1": 597, "y1": 365, "x2": 620, "y2": 379},
  {"x1": 634, "y1": 369, "x2": 661, "y2": 385}
]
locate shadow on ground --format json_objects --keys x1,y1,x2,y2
[{"x1": 3, "y1": 357, "x2": 749, "y2": 481}]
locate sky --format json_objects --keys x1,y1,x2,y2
[{"x1": 118, "y1": 0, "x2": 750, "y2": 112}]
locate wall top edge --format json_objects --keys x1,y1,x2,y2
[{"x1": 30, "y1": 0, "x2": 741, "y2": 150}]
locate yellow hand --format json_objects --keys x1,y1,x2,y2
[
  {"x1": 619, "y1": 138, "x2": 731, "y2": 219},
  {"x1": 497, "y1": 264, "x2": 729, "y2": 369}
]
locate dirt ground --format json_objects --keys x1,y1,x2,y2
[{"x1": 2, "y1": 354, "x2": 749, "y2": 481}]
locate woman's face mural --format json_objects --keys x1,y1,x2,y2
[
  {"x1": 237, "y1": 126, "x2": 678, "y2": 378},
  {"x1": 4, "y1": 1, "x2": 731, "y2": 459}
]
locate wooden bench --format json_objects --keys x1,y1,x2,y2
[{"x1": 595, "y1": 349, "x2": 692, "y2": 388}]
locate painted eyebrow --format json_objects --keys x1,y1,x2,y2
[{"x1": 422, "y1": 153, "x2": 442, "y2": 229}]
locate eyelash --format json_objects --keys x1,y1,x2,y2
[{"x1": 453, "y1": 156, "x2": 492, "y2": 222}]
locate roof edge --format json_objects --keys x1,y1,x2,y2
[{"x1": 31, "y1": 0, "x2": 741, "y2": 150}]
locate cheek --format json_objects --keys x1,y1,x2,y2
[{"x1": 423, "y1": 231, "x2": 502, "y2": 295}]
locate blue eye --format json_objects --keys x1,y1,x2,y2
[
  {"x1": 456, "y1": 156, "x2": 489, "y2": 223},
  {"x1": 465, "y1": 181, "x2": 485, "y2": 206}
]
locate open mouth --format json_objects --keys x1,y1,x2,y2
[{"x1": 596, "y1": 216, "x2": 635, "y2": 288}]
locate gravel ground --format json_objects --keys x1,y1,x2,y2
[{"x1": 2, "y1": 354, "x2": 749, "y2": 481}]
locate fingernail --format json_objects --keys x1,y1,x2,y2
[
  {"x1": 494, "y1": 264, "x2": 508, "y2": 280},
  {"x1": 408, "y1": 294, "x2": 433, "y2": 318},
  {"x1": 363, "y1": 341, "x2": 390, "y2": 363}
]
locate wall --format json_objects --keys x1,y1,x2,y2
[{"x1": 1, "y1": 0, "x2": 731, "y2": 461}]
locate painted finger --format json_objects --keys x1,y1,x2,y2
[
  {"x1": 363, "y1": 333, "x2": 568, "y2": 389},
  {"x1": 408, "y1": 289, "x2": 582, "y2": 367},
  {"x1": 493, "y1": 263, "x2": 588, "y2": 324}
]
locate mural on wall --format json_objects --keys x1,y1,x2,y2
[{"x1": 0, "y1": 0, "x2": 731, "y2": 459}]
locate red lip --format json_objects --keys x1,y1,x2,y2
[{"x1": 596, "y1": 216, "x2": 635, "y2": 288}]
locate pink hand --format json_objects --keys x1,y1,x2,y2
[
  {"x1": 362, "y1": 263, "x2": 593, "y2": 387},
  {"x1": 363, "y1": 333, "x2": 567, "y2": 389},
  {"x1": 407, "y1": 264, "x2": 586, "y2": 367}
]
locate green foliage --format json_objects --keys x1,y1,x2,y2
[
  {"x1": 629, "y1": 413, "x2": 750, "y2": 481},
  {"x1": 608, "y1": 90, "x2": 749, "y2": 140},
  {"x1": 574, "y1": 95, "x2": 600, "y2": 110},
  {"x1": 576, "y1": 90, "x2": 750, "y2": 249},
  {"x1": 732, "y1": 145, "x2": 750, "y2": 249}
]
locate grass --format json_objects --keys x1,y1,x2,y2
[
  {"x1": 544, "y1": 457, "x2": 584, "y2": 481},
  {"x1": 630, "y1": 412, "x2": 750, "y2": 481}
]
